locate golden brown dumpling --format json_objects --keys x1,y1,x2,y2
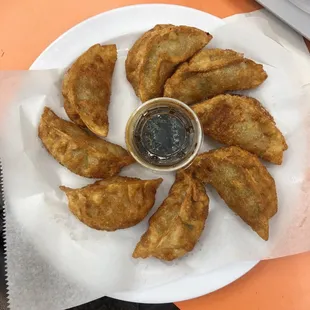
[
  {"x1": 126, "y1": 24, "x2": 171, "y2": 93},
  {"x1": 192, "y1": 94, "x2": 288, "y2": 164},
  {"x1": 38, "y1": 107, "x2": 134, "y2": 178},
  {"x1": 133, "y1": 170, "x2": 209, "y2": 261},
  {"x1": 189, "y1": 146, "x2": 277, "y2": 240},
  {"x1": 164, "y1": 49, "x2": 268, "y2": 105},
  {"x1": 62, "y1": 44, "x2": 117, "y2": 136},
  {"x1": 60, "y1": 176, "x2": 163, "y2": 231},
  {"x1": 126, "y1": 24, "x2": 212, "y2": 102}
]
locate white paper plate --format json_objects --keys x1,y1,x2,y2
[{"x1": 30, "y1": 4, "x2": 258, "y2": 303}]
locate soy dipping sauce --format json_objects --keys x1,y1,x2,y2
[{"x1": 133, "y1": 107, "x2": 194, "y2": 166}]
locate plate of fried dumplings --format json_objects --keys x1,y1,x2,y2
[{"x1": 28, "y1": 4, "x2": 302, "y2": 304}]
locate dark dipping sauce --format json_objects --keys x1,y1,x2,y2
[{"x1": 133, "y1": 107, "x2": 195, "y2": 166}]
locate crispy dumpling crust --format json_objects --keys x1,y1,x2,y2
[
  {"x1": 63, "y1": 98, "x2": 85, "y2": 127},
  {"x1": 62, "y1": 44, "x2": 117, "y2": 137},
  {"x1": 192, "y1": 94, "x2": 288, "y2": 164},
  {"x1": 189, "y1": 146, "x2": 277, "y2": 240},
  {"x1": 126, "y1": 24, "x2": 212, "y2": 102},
  {"x1": 133, "y1": 170, "x2": 209, "y2": 261},
  {"x1": 38, "y1": 107, "x2": 134, "y2": 178},
  {"x1": 164, "y1": 48, "x2": 268, "y2": 105},
  {"x1": 60, "y1": 176, "x2": 163, "y2": 231}
]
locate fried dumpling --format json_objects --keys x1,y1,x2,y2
[
  {"x1": 126, "y1": 24, "x2": 171, "y2": 92},
  {"x1": 164, "y1": 49, "x2": 268, "y2": 105},
  {"x1": 38, "y1": 107, "x2": 134, "y2": 178},
  {"x1": 62, "y1": 44, "x2": 117, "y2": 137},
  {"x1": 190, "y1": 146, "x2": 277, "y2": 240},
  {"x1": 60, "y1": 176, "x2": 163, "y2": 231},
  {"x1": 133, "y1": 170, "x2": 209, "y2": 261},
  {"x1": 192, "y1": 94, "x2": 288, "y2": 164},
  {"x1": 126, "y1": 24, "x2": 212, "y2": 102}
]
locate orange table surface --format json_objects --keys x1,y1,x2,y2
[{"x1": 1, "y1": 1, "x2": 310, "y2": 310}]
